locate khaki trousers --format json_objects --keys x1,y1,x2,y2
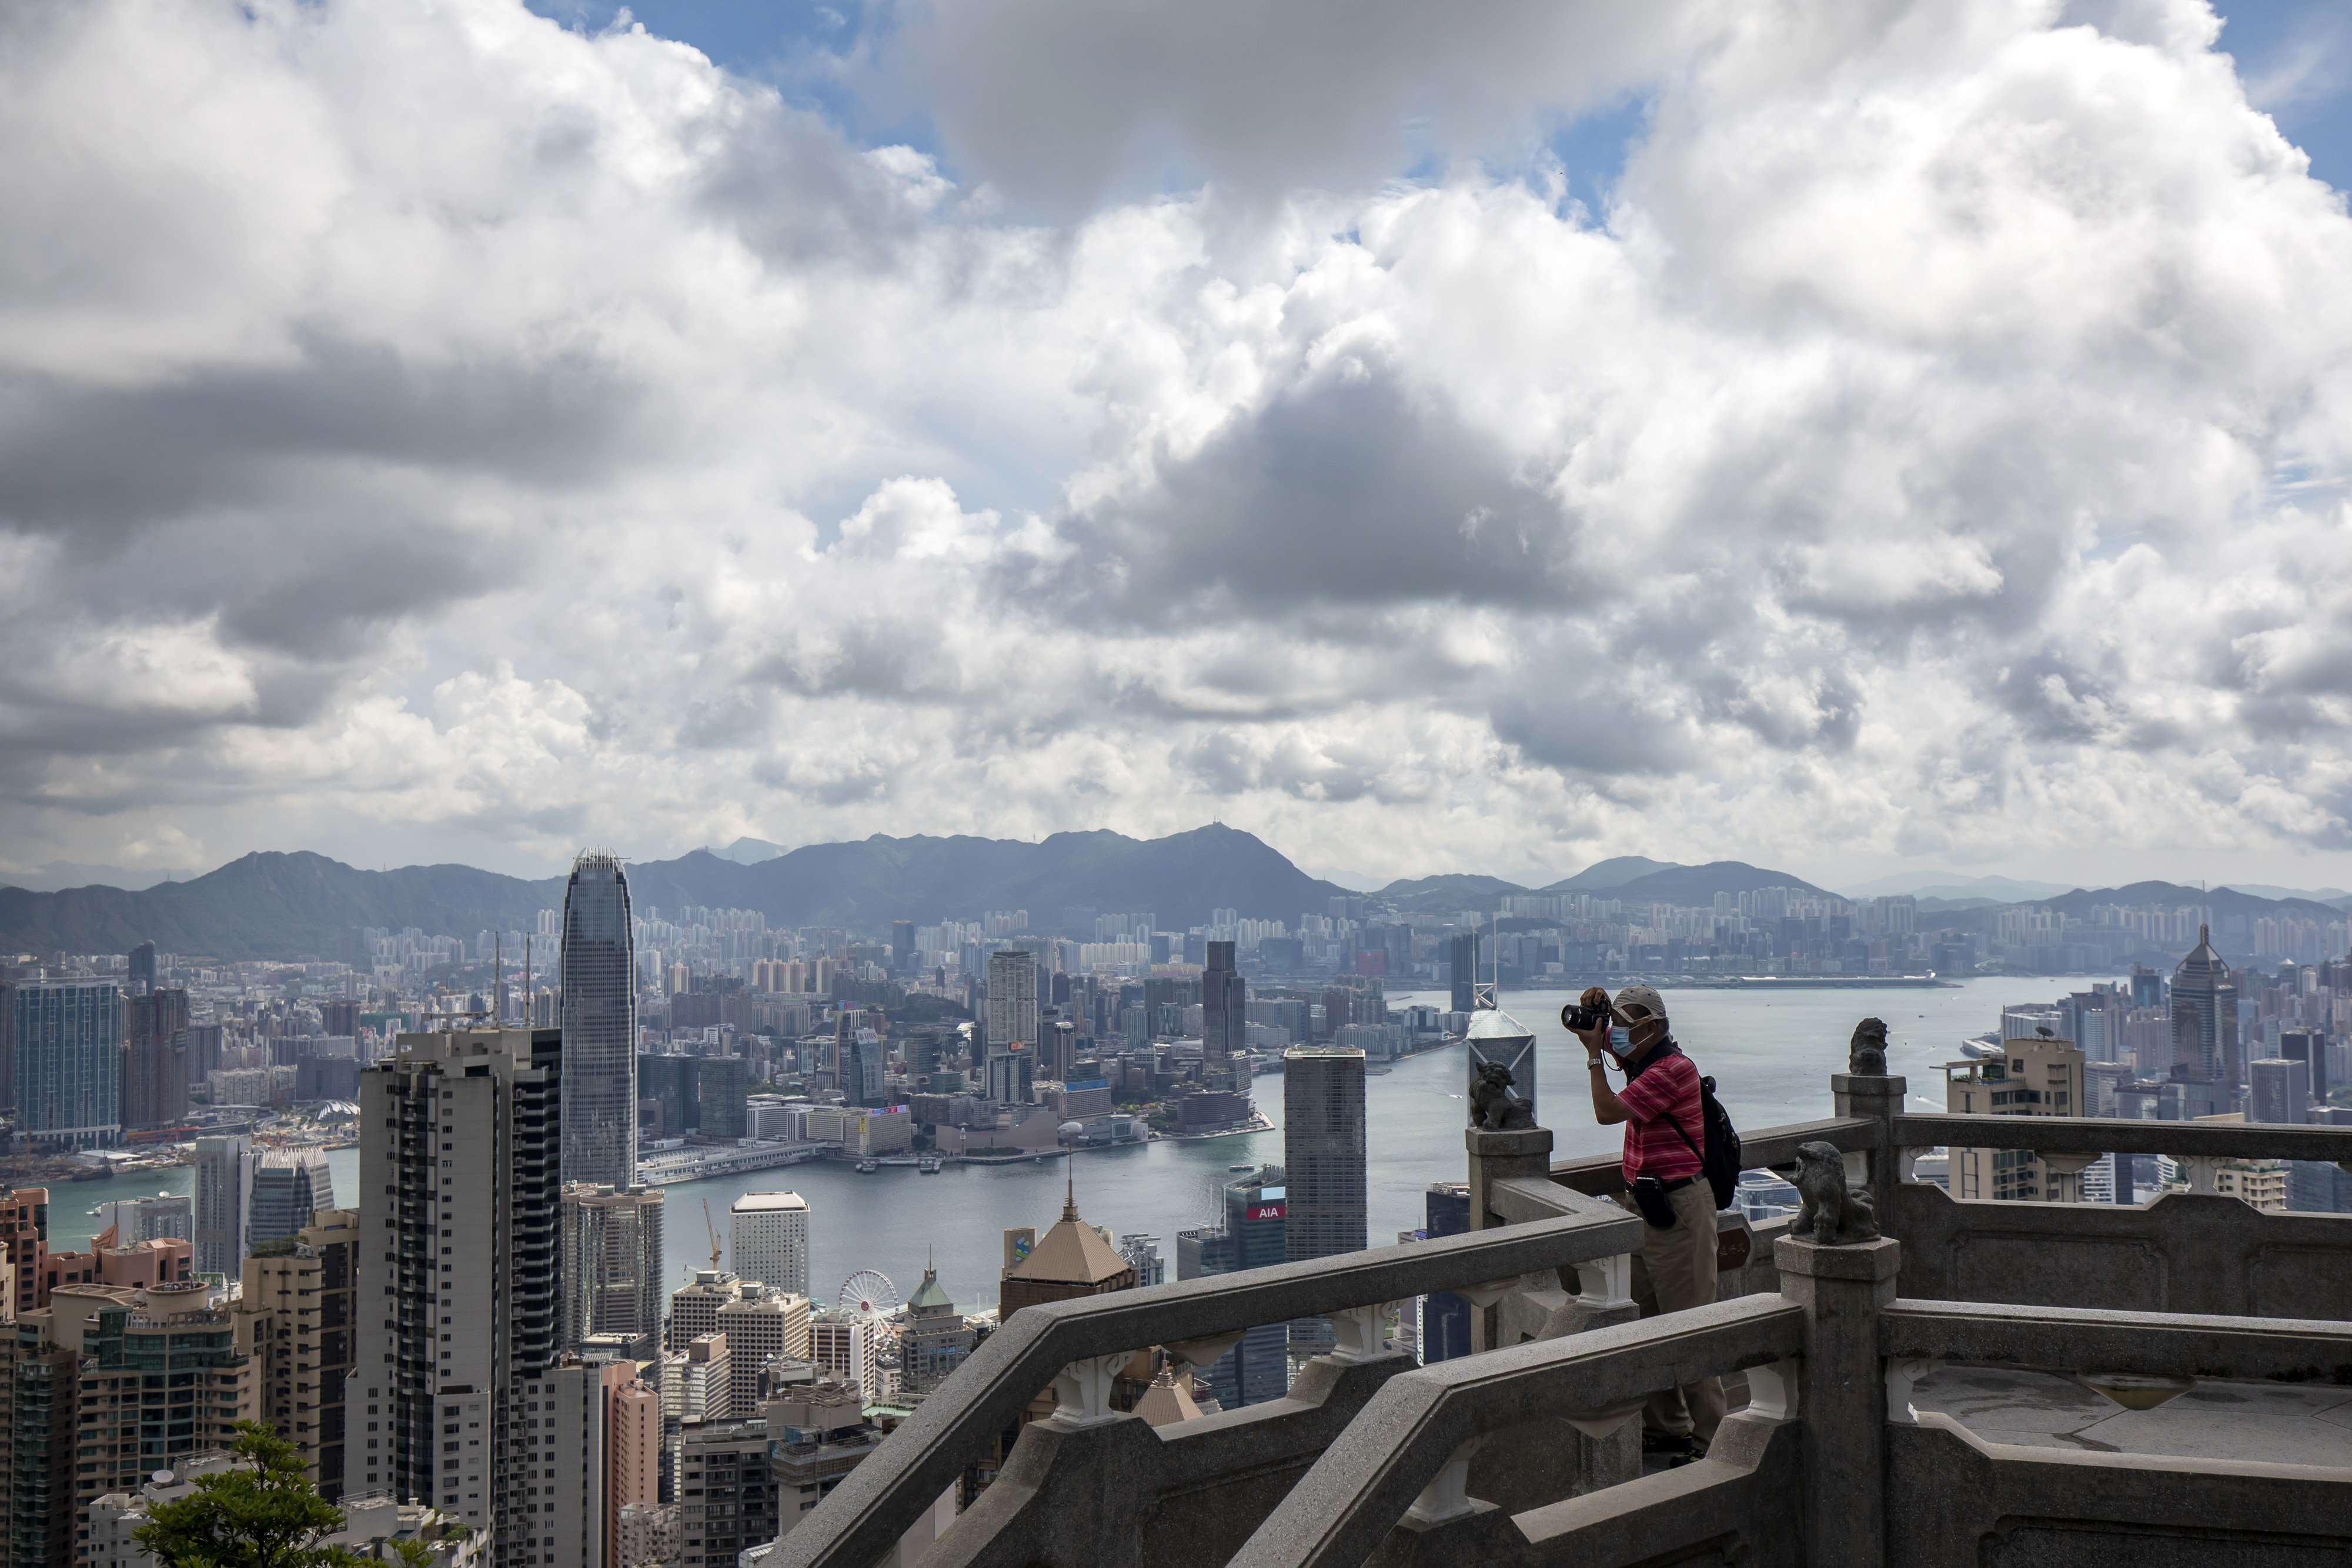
[{"x1": 1617, "y1": 1180, "x2": 1726, "y2": 1445}]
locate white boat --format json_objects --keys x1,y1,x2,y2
[{"x1": 1959, "y1": 1034, "x2": 2001, "y2": 1059}]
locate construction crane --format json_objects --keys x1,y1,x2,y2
[{"x1": 702, "y1": 1196, "x2": 723, "y2": 1269}]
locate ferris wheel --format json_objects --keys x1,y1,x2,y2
[{"x1": 838, "y1": 1269, "x2": 899, "y2": 1319}]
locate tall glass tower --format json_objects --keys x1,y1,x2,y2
[{"x1": 561, "y1": 850, "x2": 637, "y2": 1186}]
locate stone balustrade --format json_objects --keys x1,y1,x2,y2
[
  {"x1": 764, "y1": 1069, "x2": 2352, "y2": 1568},
  {"x1": 763, "y1": 1187, "x2": 1642, "y2": 1568}
]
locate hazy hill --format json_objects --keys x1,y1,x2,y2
[
  {"x1": 1599, "y1": 861, "x2": 1837, "y2": 904},
  {"x1": 1545, "y1": 856, "x2": 1683, "y2": 892},
  {"x1": 2032, "y1": 881, "x2": 2344, "y2": 924},
  {"x1": 0, "y1": 852, "x2": 562, "y2": 962},
  {"x1": 0, "y1": 824, "x2": 1342, "y2": 960},
  {"x1": 1372, "y1": 873, "x2": 1529, "y2": 912},
  {"x1": 1840, "y1": 871, "x2": 2078, "y2": 902}
]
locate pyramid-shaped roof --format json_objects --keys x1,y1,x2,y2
[
  {"x1": 1466, "y1": 1005, "x2": 1532, "y2": 1042},
  {"x1": 1005, "y1": 1178, "x2": 1132, "y2": 1286},
  {"x1": 908, "y1": 1265, "x2": 954, "y2": 1310}
]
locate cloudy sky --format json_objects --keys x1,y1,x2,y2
[{"x1": 5, "y1": 0, "x2": 2352, "y2": 891}]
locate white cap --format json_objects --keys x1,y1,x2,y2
[{"x1": 1613, "y1": 983, "x2": 1668, "y2": 1024}]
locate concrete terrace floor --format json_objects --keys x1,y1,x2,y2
[{"x1": 1907, "y1": 1366, "x2": 2352, "y2": 1466}]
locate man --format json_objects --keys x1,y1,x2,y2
[{"x1": 1572, "y1": 982, "x2": 1725, "y2": 1464}]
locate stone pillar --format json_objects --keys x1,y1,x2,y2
[
  {"x1": 1775, "y1": 1235, "x2": 1900, "y2": 1568},
  {"x1": 1832, "y1": 1072, "x2": 1906, "y2": 1187},
  {"x1": 1464, "y1": 1126, "x2": 1553, "y2": 1232}
]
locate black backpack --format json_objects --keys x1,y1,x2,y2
[{"x1": 1665, "y1": 1074, "x2": 1743, "y2": 1211}]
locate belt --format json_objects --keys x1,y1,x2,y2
[{"x1": 1644, "y1": 1175, "x2": 1696, "y2": 1194}]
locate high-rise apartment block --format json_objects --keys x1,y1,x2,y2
[
  {"x1": 124, "y1": 988, "x2": 190, "y2": 1130},
  {"x1": 676, "y1": 1415, "x2": 780, "y2": 1568},
  {"x1": 1, "y1": 1185, "x2": 50, "y2": 1313},
  {"x1": 11, "y1": 981, "x2": 123, "y2": 1148},
  {"x1": 562, "y1": 851, "x2": 637, "y2": 1189},
  {"x1": 1943, "y1": 1032, "x2": 2089, "y2": 1200},
  {"x1": 729, "y1": 1191, "x2": 810, "y2": 1297},
  {"x1": 49, "y1": 1277, "x2": 264, "y2": 1540},
  {"x1": 239, "y1": 1207, "x2": 360, "y2": 1499},
  {"x1": 193, "y1": 1134, "x2": 257, "y2": 1280},
  {"x1": 562, "y1": 1183, "x2": 667, "y2": 1359},
  {"x1": 350, "y1": 1027, "x2": 563, "y2": 1553},
  {"x1": 540, "y1": 1355, "x2": 637, "y2": 1568},
  {"x1": 985, "y1": 950, "x2": 1038, "y2": 1052}
]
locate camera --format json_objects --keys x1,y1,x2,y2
[{"x1": 1561, "y1": 993, "x2": 1613, "y2": 1032}]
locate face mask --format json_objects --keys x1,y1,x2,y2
[{"x1": 1607, "y1": 1026, "x2": 1632, "y2": 1054}]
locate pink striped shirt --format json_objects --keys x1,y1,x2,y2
[{"x1": 1616, "y1": 1047, "x2": 1704, "y2": 1184}]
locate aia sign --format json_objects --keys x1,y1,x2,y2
[{"x1": 1244, "y1": 1202, "x2": 1287, "y2": 1221}]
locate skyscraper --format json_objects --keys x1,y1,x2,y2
[
  {"x1": 249, "y1": 1149, "x2": 336, "y2": 1248},
  {"x1": 10, "y1": 981, "x2": 123, "y2": 1148},
  {"x1": 241, "y1": 1206, "x2": 360, "y2": 1499},
  {"x1": 562, "y1": 850, "x2": 637, "y2": 1188},
  {"x1": 1284, "y1": 1047, "x2": 1367, "y2": 1356},
  {"x1": 193, "y1": 1134, "x2": 256, "y2": 1279},
  {"x1": 350, "y1": 1027, "x2": 563, "y2": 1549},
  {"x1": 730, "y1": 1191, "x2": 810, "y2": 1296},
  {"x1": 985, "y1": 949, "x2": 1039, "y2": 1052},
  {"x1": 125, "y1": 987, "x2": 191, "y2": 1129},
  {"x1": 984, "y1": 948, "x2": 1039, "y2": 1105},
  {"x1": 2250, "y1": 1057, "x2": 2311, "y2": 1125},
  {"x1": 891, "y1": 920, "x2": 916, "y2": 975},
  {"x1": 1448, "y1": 934, "x2": 1478, "y2": 1014},
  {"x1": 127, "y1": 941, "x2": 156, "y2": 995},
  {"x1": 2170, "y1": 925, "x2": 2240, "y2": 1112},
  {"x1": 562, "y1": 1183, "x2": 667, "y2": 1358},
  {"x1": 1175, "y1": 1167, "x2": 1289, "y2": 1408},
  {"x1": 2279, "y1": 1029, "x2": 2329, "y2": 1106},
  {"x1": 1202, "y1": 941, "x2": 1247, "y2": 1064}
]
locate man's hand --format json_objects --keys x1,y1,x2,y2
[{"x1": 1571, "y1": 986, "x2": 1614, "y2": 1057}]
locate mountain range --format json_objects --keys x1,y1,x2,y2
[
  {"x1": 5, "y1": 828, "x2": 2347, "y2": 964},
  {"x1": 0, "y1": 825, "x2": 1346, "y2": 961}
]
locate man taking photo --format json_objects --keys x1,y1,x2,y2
[{"x1": 1571, "y1": 982, "x2": 1725, "y2": 1465}]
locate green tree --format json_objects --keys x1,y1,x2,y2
[{"x1": 131, "y1": 1421, "x2": 368, "y2": 1568}]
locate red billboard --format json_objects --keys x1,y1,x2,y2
[{"x1": 1244, "y1": 1202, "x2": 1287, "y2": 1221}]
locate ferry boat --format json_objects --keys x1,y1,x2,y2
[
  {"x1": 918, "y1": 1156, "x2": 943, "y2": 1175},
  {"x1": 854, "y1": 1158, "x2": 880, "y2": 1175}
]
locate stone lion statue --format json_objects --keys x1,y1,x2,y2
[
  {"x1": 1792, "y1": 1141, "x2": 1879, "y2": 1245},
  {"x1": 1848, "y1": 1017, "x2": 1889, "y2": 1076},
  {"x1": 1469, "y1": 1059, "x2": 1535, "y2": 1132}
]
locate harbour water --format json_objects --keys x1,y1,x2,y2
[{"x1": 50, "y1": 979, "x2": 2019, "y2": 1313}]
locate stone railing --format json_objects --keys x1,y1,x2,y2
[
  {"x1": 766, "y1": 1075, "x2": 2352, "y2": 1568},
  {"x1": 765, "y1": 1181, "x2": 1641, "y2": 1568},
  {"x1": 1236, "y1": 1234, "x2": 2352, "y2": 1568},
  {"x1": 1225, "y1": 1291, "x2": 1809, "y2": 1568}
]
